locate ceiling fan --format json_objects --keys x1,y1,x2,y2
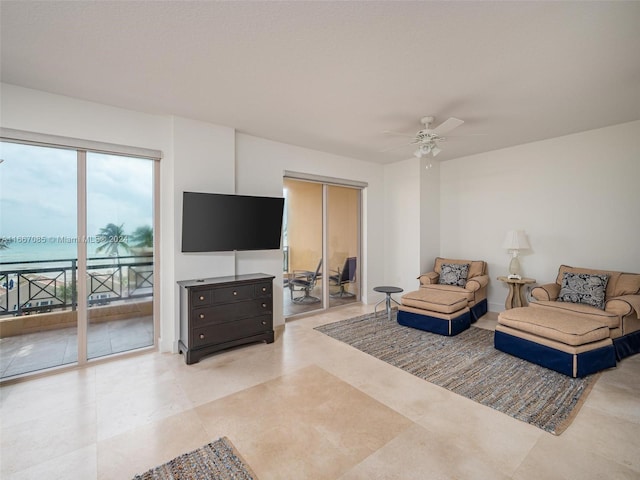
[{"x1": 383, "y1": 116, "x2": 465, "y2": 158}]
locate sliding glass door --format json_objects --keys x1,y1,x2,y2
[
  {"x1": 283, "y1": 178, "x2": 323, "y2": 316},
  {"x1": 0, "y1": 139, "x2": 157, "y2": 379},
  {"x1": 327, "y1": 185, "x2": 360, "y2": 308},
  {"x1": 86, "y1": 152, "x2": 155, "y2": 359},
  {"x1": 0, "y1": 143, "x2": 79, "y2": 377},
  {"x1": 282, "y1": 177, "x2": 361, "y2": 317}
]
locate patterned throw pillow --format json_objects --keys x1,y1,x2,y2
[
  {"x1": 439, "y1": 263, "x2": 470, "y2": 287},
  {"x1": 558, "y1": 272, "x2": 609, "y2": 310}
]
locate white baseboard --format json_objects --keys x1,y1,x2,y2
[{"x1": 488, "y1": 301, "x2": 505, "y2": 313}]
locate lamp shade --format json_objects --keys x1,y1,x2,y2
[{"x1": 502, "y1": 230, "x2": 530, "y2": 250}]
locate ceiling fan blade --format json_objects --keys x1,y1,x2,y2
[
  {"x1": 439, "y1": 133, "x2": 488, "y2": 141},
  {"x1": 443, "y1": 133, "x2": 487, "y2": 136},
  {"x1": 379, "y1": 141, "x2": 416, "y2": 152},
  {"x1": 432, "y1": 117, "x2": 464, "y2": 136},
  {"x1": 382, "y1": 130, "x2": 415, "y2": 138}
]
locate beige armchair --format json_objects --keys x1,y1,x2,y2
[
  {"x1": 417, "y1": 257, "x2": 489, "y2": 321},
  {"x1": 397, "y1": 257, "x2": 489, "y2": 337},
  {"x1": 530, "y1": 264, "x2": 640, "y2": 359}
]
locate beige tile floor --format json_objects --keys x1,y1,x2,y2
[{"x1": 1, "y1": 304, "x2": 639, "y2": 480}]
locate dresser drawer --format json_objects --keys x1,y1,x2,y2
[
  {"x1": 255, "y1": 282, "x2": 272, "y2": 297},
  {"x1": 214, "y1": 284, "x2": 255, "y2": 303},
  {"x1": 191, "y1": 289, "x2": 212, "y2": 307},
  {"x1": 192, "y1": 298, "x2": 272, "y2": 327},
  {"x1": 192, "y1": 315, "x2": 272, "y2": 348}
]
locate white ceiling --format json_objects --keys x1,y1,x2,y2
[{"x1": 1, "y1": 1, "x2": 639, "y2": 164}]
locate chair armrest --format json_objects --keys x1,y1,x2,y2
[
  {"x1": 418, "y1": 271, "x2": 439, "y2": 285},
  {"x1": 606, "y1": 295, "x2": 640, "y2": 317},
  {"x1": 328, "y1": 268, "x2": 341, "y2": 284},
  {"x1": 465, "y1": 274, "x2": 488, "y2": 292},
  {"x1": 292, "y1": 270, "x2": 314, "y2": 281},
  {"x1": 531, "y1": 283, "x2": 560, "y2": 301}
]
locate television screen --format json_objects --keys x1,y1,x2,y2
[{"x1": 181, "y1": 192, "x2": 285, "y2": 252}]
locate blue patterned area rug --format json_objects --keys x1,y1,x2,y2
[
  {"x1": 315, "y1": 311, "x2": 600, "y2": 435},
  {"x1": 132, "y1": 437, "x2": 258, "y2": 480}
]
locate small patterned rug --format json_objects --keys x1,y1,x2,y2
[
  {"x1": 132, "y1": 437, "x2": 258, "y2": 480},
  {"x1": 315, "y1": 311, "x2": 600, "y2": 435}
]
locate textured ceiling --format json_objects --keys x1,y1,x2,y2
[{"x1": 1, "y1": 1, "x2": 639, "y2": 163}]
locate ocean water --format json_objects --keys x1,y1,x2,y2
[{"x1": 0, "y1": 240, "x2": 103, "y2": 264}]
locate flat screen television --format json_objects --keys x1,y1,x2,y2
[{"x1": 181, "y1": 191, "x2": 285, "y2": 252}]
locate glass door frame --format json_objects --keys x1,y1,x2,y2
[
  {"x1": 0, "y1": 128, "x2": 161, "y2": 372},
  {"x1": 321, "y1": 183, "x2": 362, "y2": 307},
  {"x1": 284, "y1": 171, "x2": 365, "y2": 317}
]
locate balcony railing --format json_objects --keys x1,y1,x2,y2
[{"x1": 0, "y1": 255, "x2": 153, "y2": 316}]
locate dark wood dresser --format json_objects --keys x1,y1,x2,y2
[{"x1": 177, "y1": 273, "x2": 275, "y2": 364}]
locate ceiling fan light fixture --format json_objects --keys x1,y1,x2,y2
[
  {"x1": 414, "y1": 142, "x2": 441, "y2": 158},
  {"x1": 384, "y1": 115, "x2": 468, "y2": 159},
  {"x1": 414, "y1": 144, "x2": 429, "y2": 158}
]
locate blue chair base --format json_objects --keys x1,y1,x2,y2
[
  {"x1": 470, "y1": 298, "x2": 487, "y2": 323},
  {"x1": 397, "y1": 309, "x2": 471, "y2": 336},
  {"x1": 494, "y1": 330, "x2": 616, "y2": 378},
  {"x1": 613, "y1": 330, "x2": 640, "y2": 361}
]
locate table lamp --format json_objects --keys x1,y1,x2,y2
[{"x1": 502, "y1": 230, "x2": 530, "y2": 280}]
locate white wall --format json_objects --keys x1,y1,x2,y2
[
  {"x1": 383, "y1": 157, "x2": 422, "y2": 295},
  {"x1": 0, "y1": 84, "x2": 171, "y2": 149},
  {"x1": 420, "y1": 158, "x2": 440, "y2": 273},
  {"x1": 440, "y1": 120, "x2": 640, "y2": 312},
  {"x1": 171, "y1": 117, "x2": 236, "y2": 284},
  {"x1": 382, "y1": 156, "x2": 443, "y2": 297}
]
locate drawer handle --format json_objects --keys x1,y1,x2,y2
[
  {"x1": 199, "y1": 295, "x2": 205, "y2": 301},
  {"x1": 262, "y1": 287, "x2": 267, "y2": 292},
  {"x1": 233, "y1": 291, "x2": 237, "y2": 296},
  {"x1": 199, "y1": 334, "x2": 205, "y2": 339},
  {"x1": 262, "y1": 303, "x2": 267, "y2": 308},
  {"x1": 199, "y1": 313, "x2": 205, "y2": 319},
  {"x1": 261, "y1": 321, "x2": 267, "y2": 325}
]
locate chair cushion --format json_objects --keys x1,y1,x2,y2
[
  {"x1": 555, "y1": 265, "x2": 621, "y2": 299},
  {"x1": 530, "y1": 301, "x2": 619, "y2": 329},
  {"x1": 419, "y1": 284, "x2": 474, "y2": 302},
  {"x1": 617, "y1": 273, "x2": 640, "y2": 296},
  {"x1": 558, "y1": 272, "x2": 609, "y2": 310},
  {"x1": 434, "y1": 257, "x2": 486, "y2": 279},
  {"x1": 498, "y1": 307, "x2": 610, "y2": 346},
  {"x1": 401, "y1": 289, "x2": 468, "y2": 314},
  {"x1": 438, "y1": 263, "x2": 470, "y2": 287}
]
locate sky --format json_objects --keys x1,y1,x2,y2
[{"x1": 0, "y1": 141, "x2": 154, "y2": 243}]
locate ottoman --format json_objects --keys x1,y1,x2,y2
[
  {"x1": 494, "y1": 307, "x2": 617, "y2": 377},
  {"x1": 397, "y1": 289, "x2": 471, "y2": 336}
]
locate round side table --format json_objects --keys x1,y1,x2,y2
[
  {"x1": 374, "y1": 286, "x2": 403, "y2": 322},
  {"x1": 497, "y1": 276, "x2": 536, "y2": 309}
]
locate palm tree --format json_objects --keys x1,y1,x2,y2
[
  {"x1": 130, "y1": 225, "x2": 153, "y2": 248},
  {"x1": 96, "y1": 223, "x2": 130, "y2": 257}
]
